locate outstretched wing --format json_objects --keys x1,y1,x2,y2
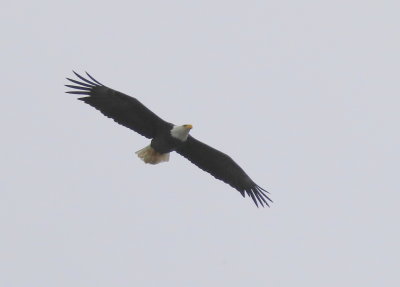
[
  {"x1": 65, "y1": 71, "x2": 172, "y2": 139},
  {"x1": 176, "y1": 136, "x2": 272, "y2": 207}
]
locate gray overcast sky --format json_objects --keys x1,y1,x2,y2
[{"x1": 1, "y1": 0, "x2": 399, "y2": 286}]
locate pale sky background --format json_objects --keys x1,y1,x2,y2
[{"x1": 1, "y1": 1, "x2": 399, "y2": 286}]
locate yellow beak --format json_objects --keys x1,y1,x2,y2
[{"x1": 184, "y1": 124, "x2": 193, "y2": 129}]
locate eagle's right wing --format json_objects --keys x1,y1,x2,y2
[{"x1": 65, "y1": 72, "x2": 172, "y2": 139}]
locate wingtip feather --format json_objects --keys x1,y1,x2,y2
[
  {"x1": 242, "y1": 184, "x2": 272, "y2": 208},
  {"x1": 73, "y1": 71, "x2": 98, "y2": 86},
  {"x1": 65, "y1": 91, "x2": 91, "y2": 95},
  {"x1": 85, "y1": 71, "x2": 103, "y2": 86}
]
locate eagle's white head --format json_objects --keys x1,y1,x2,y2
[{"x1": 170, "y1": 124, "x2": 193, "y2": 141}]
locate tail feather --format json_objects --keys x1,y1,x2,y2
[{"x1": 135, "y1": 145, "x2": 169, "y2": 164}]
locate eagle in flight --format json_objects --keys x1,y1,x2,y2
[{"x1": 66, "y1": 72, "x2": 272, "y2": 207}]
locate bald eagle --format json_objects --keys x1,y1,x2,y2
[{"x1": 65, "y1": 72, "x2": 272, "y2": 207}]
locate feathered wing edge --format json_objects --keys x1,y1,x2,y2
[
  {"x1": 243, "y1": 184, "x2": 272, "y2": 208},
  {"x1": 65, "y1": 71, "x2": 103, "y2": 95}
]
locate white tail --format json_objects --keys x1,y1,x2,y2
[{"x1": 135, "y1": 145, "x2": 170, "y2": 164}]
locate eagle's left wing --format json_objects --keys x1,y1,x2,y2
[{"x1": 176, "y1": 135, "x2": 271, "y2": 207}]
